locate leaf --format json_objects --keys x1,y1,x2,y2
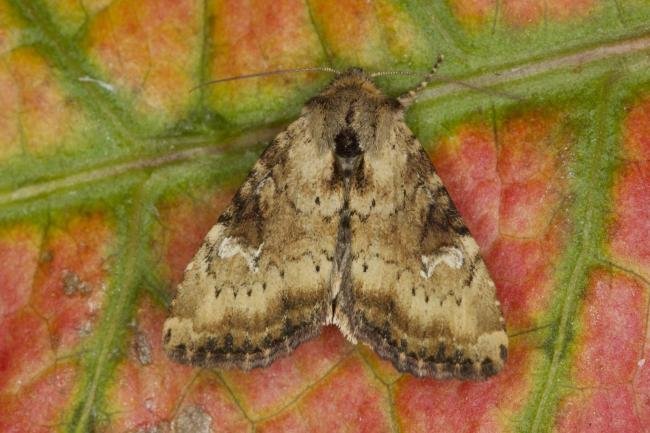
[{"x1": 0, "y1": 1, "x2": 649, "y2": 432}]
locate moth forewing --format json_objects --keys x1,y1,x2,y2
[{"x1": 163, "y1": 67, "x2": 507, "y2": 379}]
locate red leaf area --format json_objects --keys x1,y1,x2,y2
[
  {"x1": 0, "y1": 215, "x2": 112, "y2": 432},
  {"x1": 433, "y1": 111, "x2": 569, "y2": 329},
  {"x1": 85, "y1": 0, "x2": 202, "y2": 119},
  {"x1": 210, "y1": 0, "x2": 323, "y2": 77},
  {"x1": 0, "y1": 49, "x2": 84, "y2": 157},
  {"x1": 205, "y1": 0, "x2": 327, "y2": 119}
]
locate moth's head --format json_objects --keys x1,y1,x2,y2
[
  {"x1": 315, "y1": 67, "x2": 387, "y2": 100},
  {"x1": 304, "y1": 68, "x2": 403, "y2": 156}
]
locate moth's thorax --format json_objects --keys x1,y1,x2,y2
[{"x1": 308, "y1": 69, "x2": 401, "y2": 179}]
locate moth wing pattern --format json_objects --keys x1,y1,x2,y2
[
  {"x1": 163, "y1": 115, "x2": 342, "y2": 369},
  {"x1": 339, "y1": 115, "x2": 508, "y2": 379},
  {"x1": 163, "y1": 67, "x2": 508, "y2": 380}
]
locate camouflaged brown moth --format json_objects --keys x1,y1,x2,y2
[{"x1": 163, "y1": 57, "x2": 508, "y2": 379}]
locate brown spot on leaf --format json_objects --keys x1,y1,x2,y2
[
  {"x1": 133, "y1": 330, "x2": 152, "y2": 366},
  {"x1": 172, "y1": 405, "x2": 213, "y2": 433},
  {"x1": 62, "y1": 270, "x2": 92, "y2": 296},
  {"x1": 39, "y1": 249, "x2": 53, "y2": 263}
]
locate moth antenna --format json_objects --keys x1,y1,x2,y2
[
  {"x1": 393, "y1": 55, "x2": 522, "y2": 105},
  {"x1": 397, "y1": 54, "x2": 445, "y2": 107},
  {"x1": 370, "y1": 70, "x2": 419, "y2": 78},
  {"x1": 190, "y1": 66, "x2": 340, "y2": 92}
]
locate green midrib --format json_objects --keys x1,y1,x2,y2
[
  {"x1": 522, "y1": 73, "x2": 623, "y2": 432},
  {"x1": 2, "y1": 1, "x2": 649, "y2": 432},
  {"x1": 67, "y1": 195, "x2": 146, "y2": 433}
]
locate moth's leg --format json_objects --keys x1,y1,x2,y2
[{"x1": 397, "y1": 54, "x2": 444, "y2": 108}]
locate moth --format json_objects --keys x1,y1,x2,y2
[{"x1": 163, "y1": 60, "x2": 508, "y2": 379}]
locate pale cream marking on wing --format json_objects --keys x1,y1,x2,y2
[
  {"x1": 254, "y1": 175, "x2": 272, "y2": 195},
  {"x1": 459, "y1": 235, "x2": 480, "y2": 257},
  {"x1": 217, "y1": 237, "x2": 264, "y2": 273},
  {"x1": 420, "y1": 246, "x2": 464, "y2": 279}
]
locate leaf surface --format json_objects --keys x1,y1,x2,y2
[{"x1": 1, "y1": 1, "x2": 650, "y2": 432}]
